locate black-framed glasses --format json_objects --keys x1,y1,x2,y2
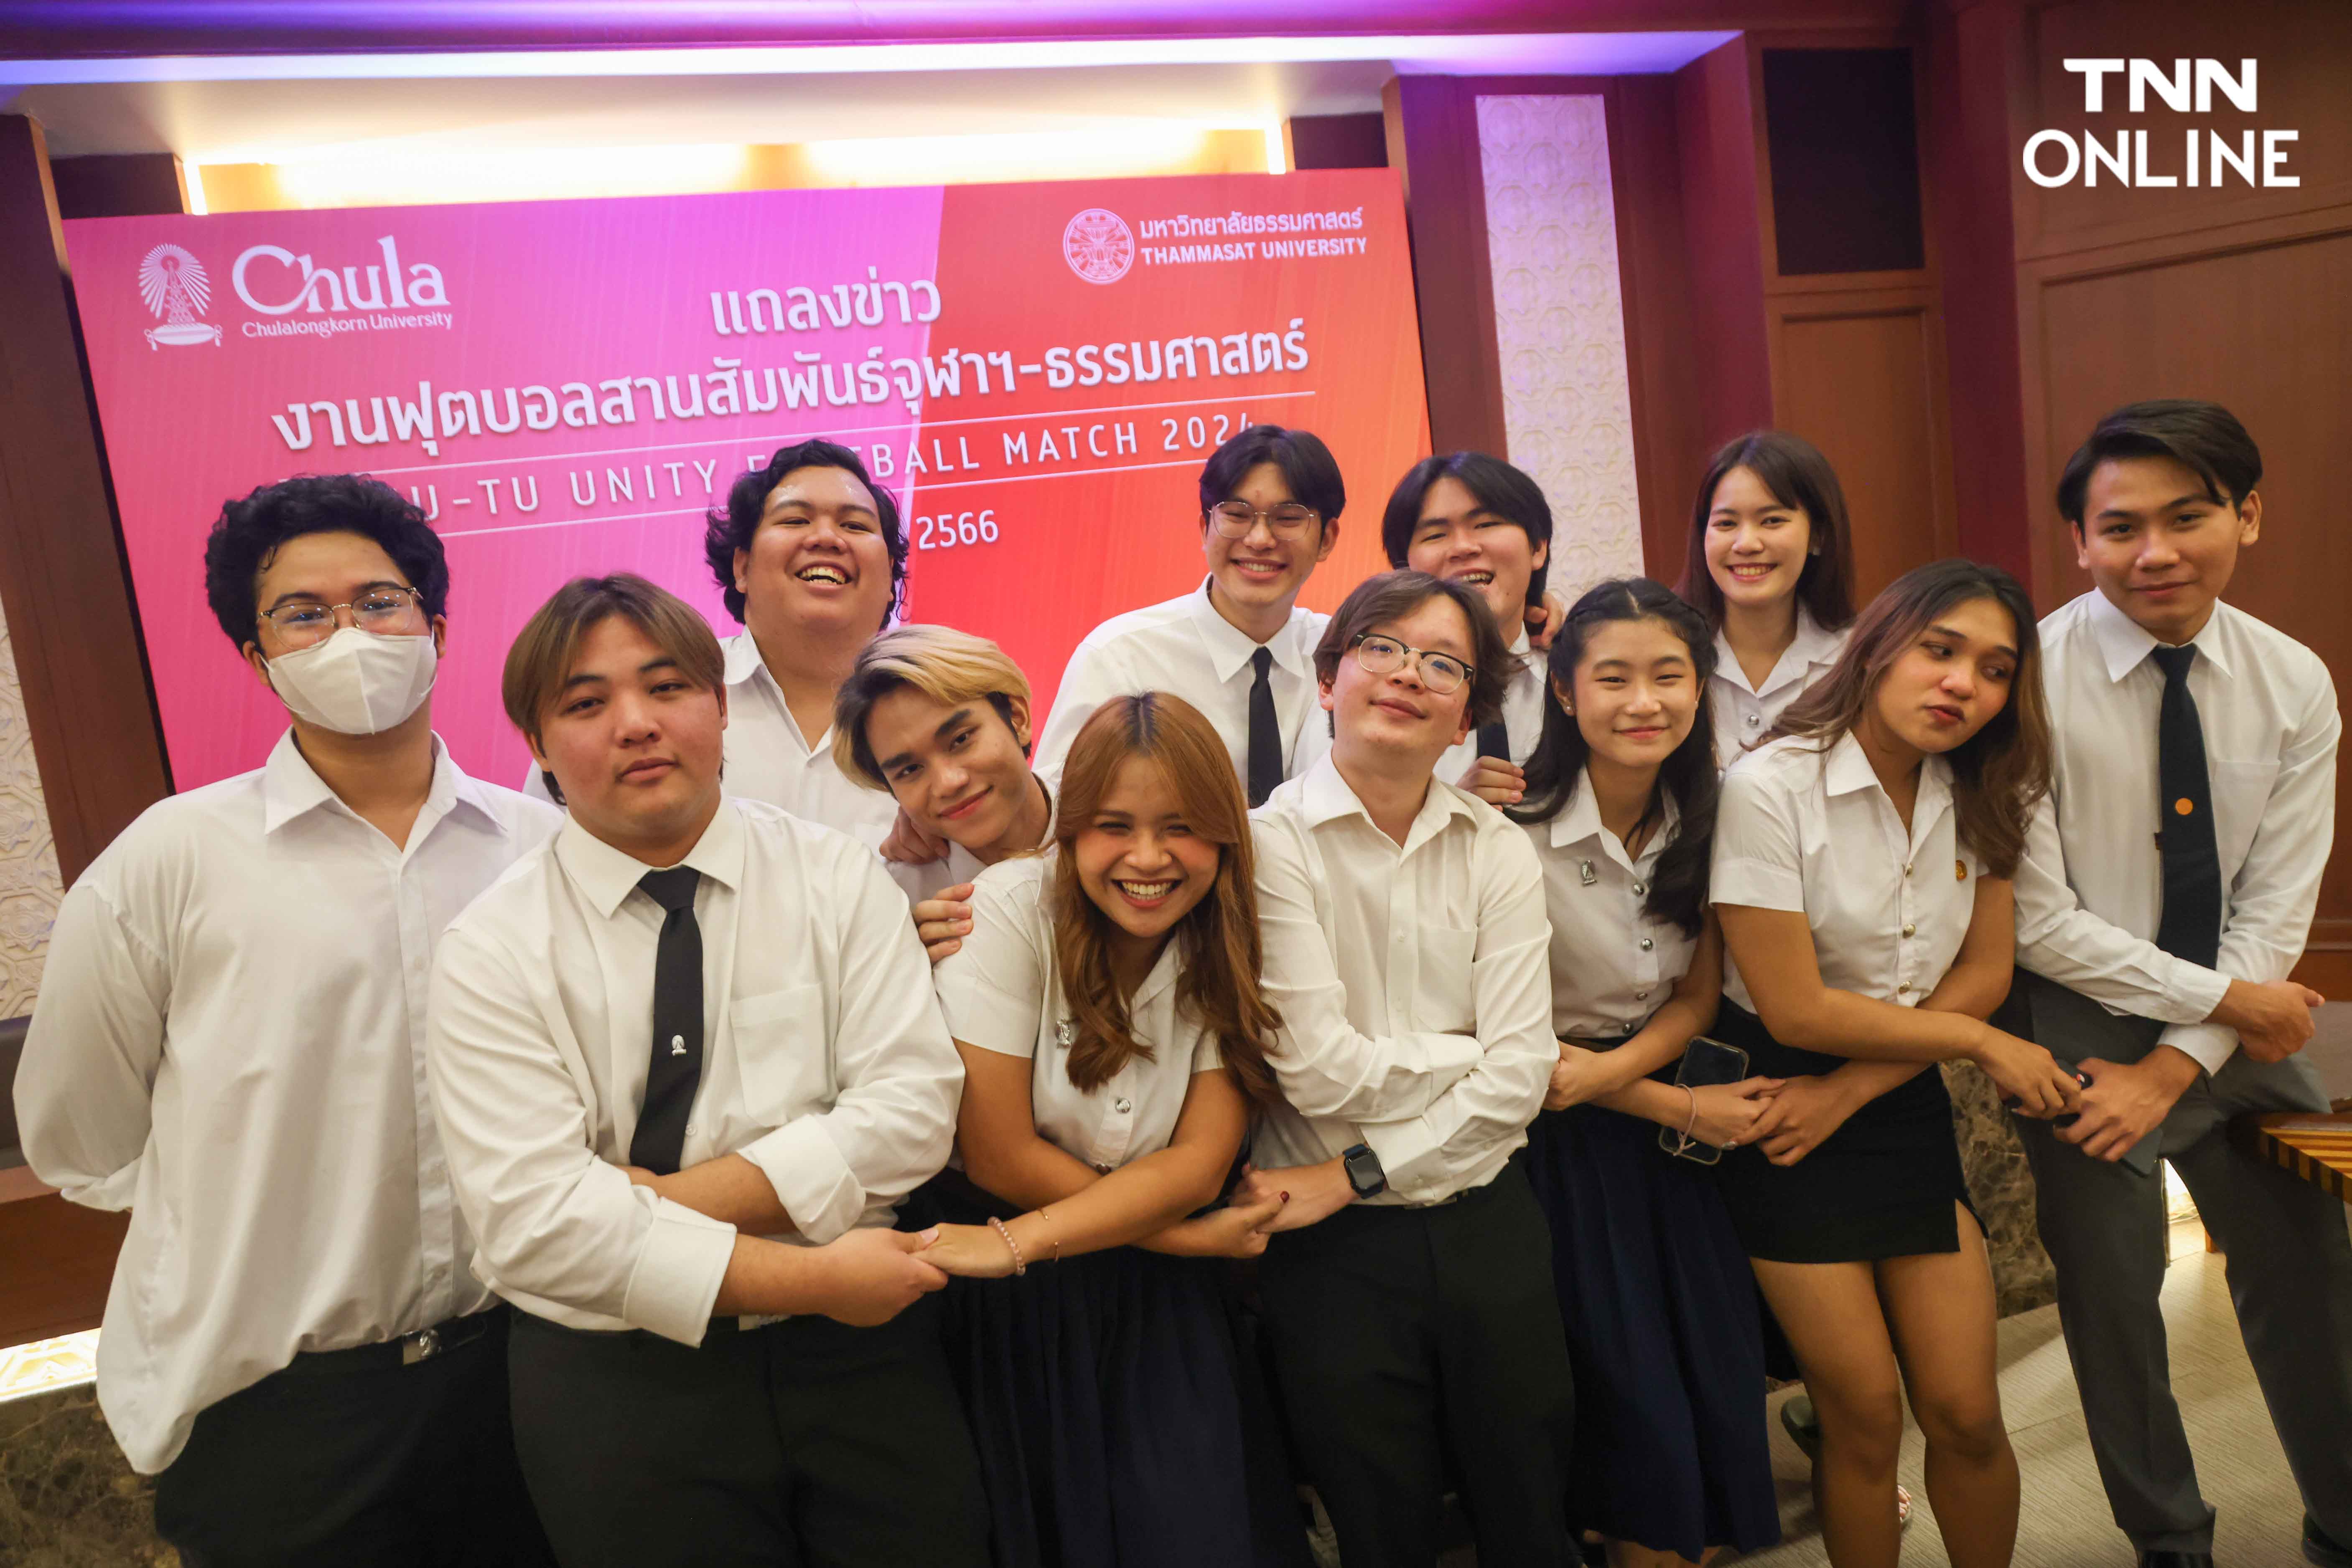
[
  {"x1": 1208, "y1": 501, "x2": 1319, "y2": 539},
  {"x1": 259, "y1": 586, "x2": 425, "y2": 647},
  {"x1": 1350, "y1": 632, "x2": 1473, "y2": 695}
]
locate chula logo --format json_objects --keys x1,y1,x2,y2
[
  {"x1": 138, "y1": 244, "x2": 221, "y2": 348},
  {"x1": 232, "y1": 235, "x2": 450, "y2": 315}
]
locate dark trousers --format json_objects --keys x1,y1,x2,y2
[
  {"x1": 153, "y1": 1308, "x2": 554, "y2": 1568},
  {"x1": 1256, "y1": 1161, "x2": 1578, "y2": 1568},
  {"x1": 2008, "y1": 971, "x2": 2352, "y2": 1555},
  {"x1": 507, "y1": 1295, "x2": 990, "y2": 1568}
]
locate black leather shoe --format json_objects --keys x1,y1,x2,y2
[
  {"x1": 2307, "y1": 1514, "x2": 2352, "y2": 1568},
  {"x1": 2137, "y1": 1553, "x2": 2213, "y2": 1568}
]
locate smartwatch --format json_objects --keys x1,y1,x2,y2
[{"x1": 1341, "y1": 1142, "x2": 1387, "y2": 1199}]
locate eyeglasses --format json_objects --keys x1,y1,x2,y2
[
  {"x1": 1208, "y1": 501, "x2": 1319, "y2": 540},
  {"x1": 1350, "y1": 632, "x2": 1474, "y2": 695},
  {"x1": 259, "y1": 587, "x2": 425, "y2": 647}
]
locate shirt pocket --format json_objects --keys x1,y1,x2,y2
[
  {"x1": 1415, "y1": 926, "x2": 1480, "y2": 1035},
  {"x1": 2207, "y1": 757, "x2": 2277, "y2": 873},
  {"x1": 731, "y1": 985, "x2": 831, "y2": 1127}
]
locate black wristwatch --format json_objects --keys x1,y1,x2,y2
[{"x1": 1341, "y1": 1142, "x2": 1386, "y2": 1199}]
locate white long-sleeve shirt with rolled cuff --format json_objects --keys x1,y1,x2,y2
[
  {"x1": 426, "y1": 797, "x2": 964, "y2": 1347},
  {"x1": 1246, "y1": 755, "x2": 1555, "y2": 1205},
  {"x1": 2011, "y1": 591, "x2": 2339, "y2": 1075}
]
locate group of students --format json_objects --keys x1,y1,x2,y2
[{"x1": 14, "y1": 400, "x2": 2350, "y2": 1568}]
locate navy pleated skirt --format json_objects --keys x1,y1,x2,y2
[
  {"x1": 1524, "y1": 1098, "x2": 1782, "y2": 1560},
  {"x1": 932, "y1": 1178, "x2": 1309, "y2": 1568}
]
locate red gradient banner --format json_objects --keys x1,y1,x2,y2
[{"x1": 64, "y1": 168, "x2": 1428, "y2": 790}]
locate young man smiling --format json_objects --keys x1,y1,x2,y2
[
  {"x1": 1233, "y1": 570, "x2": 1575, "y2": 1568},
  {"x1": 429, "y1": 574, "x2": 988, "y2": 1568},
  {"x1": 1384, "y1": 451, "x2": 1555, "y2": 808},
  {"x1": 17, "y1": 476, "x2": 560, "y2": 1566},
  {"x1": 2003, "y1": 401, "x2": 2351, "y2": 1568}
]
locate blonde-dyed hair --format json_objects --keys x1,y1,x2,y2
[
  {"x1": 501, "y1": 574, "x2": 725, "y2": 797},
  {"x1": 1052, "y1": 693, "x2": 1282, "y2": 1106},
  {"x1": 832, "y1": 623, "x2": 1034, "y2": 790}
]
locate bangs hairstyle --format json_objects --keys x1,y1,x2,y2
[
  {"x1": 502, "y1": 573, "x2": 725, "y2": 801},
  {"x1": 1051, "y1": 693, "x2": 1282, "y2": 1108},
  {"x1": 832, "y1": 624, "x2": 1034, "y2": 791},
  {"x1": 1313, "y1": 570, "x2": 1516, "y2": 732},
  {"x1": 204, "y1": 473, "x2": 449, "y2": 648},
  {"x1": 1196, "y1": 423, "x2": 1346, "y2": 529},
  {"x1": 703, "y1": 438, "x2": 908, "y2": 628},
  {"x1": 1676, "y1": 430, "x2": 1857, "y2": 634},
  {"x1": 1379, "y1": 451, "x2": 1555, "y2": 606},
  {"x1": 1506, "y1": 578, "x2": 1718, "y2": 936},
  {"x1": 2056, "y1": 399, "x2": 2263, "y2": 529},
  {"x1": 1771, "y1": 559, "x2": 2052, "y2": 878}
]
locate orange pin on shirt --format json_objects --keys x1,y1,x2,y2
[
  {"x1": 1955, "y1": 859, "x2": 1968, "y2": 881},
  {"x1": 2175, "y1": 797, "x2": 2195, "y2": 815}
]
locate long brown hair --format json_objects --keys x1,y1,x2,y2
[
  {"x1": 1050, "y1": 693, "x2": 1282, "y2": 1105},
  {"x1": 1770, "y1": 559, "x2": 2051, "y2": 877},
  {"x1": 1675, "y1": 430, "x2": 1857, "y2": 634}
]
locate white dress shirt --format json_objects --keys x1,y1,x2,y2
[
  {"x1": 14, "y1": 733, "x2": 560, "y2": 1473},
  {"x1": 881, "y1": 781, "x2": 1055, "y2": 909},
  {"x1": 1525, "y1": 769, "x2": 1694, "y2": 1039},
  {"x1": 526, "y1": 631, "x2": 899, "y2": 849},
  {"x1": 1713, "y1": 733, "x2": 1982, "y2": 1016},
  {"x1": 1434, "y1": 627, "x2": 1547, "y2": 786},
  {"x1": 2013, "y1": 591, "x2": 2339, "y2": 1074},
  {"x1": 1247, "y1": 756, "x2": 1555, "y2": 1204},
  {"x1": 1710, "y1": 608, "x2": 1849, "y2": 769},
  {"x1": 426, "y1": 798, "x2": 963, "y2": 1347},
  {"x1": 1034, "y1": 577, "x2": 1331, "y2": 790},
  {"x1": 933, "y1": 854, "x2": 1219, "y2": 1171}
]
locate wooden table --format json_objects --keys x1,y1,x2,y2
[{"x1": 2232, "y1": 1110, "x2": 2352, "y2": 1206}]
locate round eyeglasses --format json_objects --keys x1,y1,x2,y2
[{"x1": 1350, "y1": 632, "x2": 1473, "y2": 695}]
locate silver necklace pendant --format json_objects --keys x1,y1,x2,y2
[
  {"x1": 1054, "y1": 1018, "x2": 1077, "y2": 1048},
  {"x1": 1578, "y1": 860, "x2": 1597, "y2": 886}
]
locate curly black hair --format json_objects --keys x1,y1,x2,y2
[
  {"x1": 703, "y1": 439, "x2": 907, "y2": 628},
  {"x1": 202, "y1": 473, "x2": 448, "y2": 648}
]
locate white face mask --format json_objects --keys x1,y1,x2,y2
[{"x1": 264, "y1": 626, "x2": 439, "y2": 736}]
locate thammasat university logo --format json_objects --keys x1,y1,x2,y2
[
  {"x1": 138, "y1": 243, "x2": 221, "y2": 348},
  {"x1": 1062, "y1": 209, "x2": 1134, "y2": 285}
]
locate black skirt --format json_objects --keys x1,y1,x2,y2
[
  {"x1": 1525, "y1": 1099, "x2": 1781, "y2": 1558},
  {"x1": 1709, "y1": 1000, "x2": 1978, "y2": 1263},
  {"x1": 930, "y1": 1177, "x2": 1309, "y2": 1568}
]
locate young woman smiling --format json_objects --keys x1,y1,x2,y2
[{"x1": 919, "y1": 692, "x2": 1307, "y2": 1568}]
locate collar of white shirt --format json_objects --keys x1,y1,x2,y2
[
  {"x1": 554, "y1": 797, "x2": 749, "y2": 919},
  {"x1": 1818, "y1": 728, "x2": 1956, "y2": 827},
  {"x1": 2084, "y1": 588, "x2": 2235, "y2": 683},
  {"x1": 1548, "y1": 764, "x2": 1681, "y2": 873},
  {"x1": 1295, "y1": 751, "x2": 1482, "y2": 855},
  {"x1": 261, "y1": 728, "x2": 501, "y2": 837},
  {"x1": 1713, "y1": 604, "x2": 1844, "y2": 699},
  {"x1": 1184, "y1": 574, "x2": 1313, "y2": 684}
]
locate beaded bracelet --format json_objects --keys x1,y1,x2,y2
[{"x1": 987, "y1": 1215, "x2": 1026, "y2": 1275}]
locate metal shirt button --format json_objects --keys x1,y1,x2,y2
[
  {"x1": 1114, "y1": 1098, "x2": 1133, "y2": 1114},
  {"x1": 1632, "y1": 881, "x2": 1647, "y2": 896},
  {"x1": 1902, "y1": 922, "x2": 1916, "y2": 937},
  {"x1": 1903, "y1": 863, "x2": 1914, "y2": 877},
  {"x1": 1639, "y1": 937, "x2": 1653, "y2": 951},
  {"x1": 1745, "y1": 713, "x2": 1760, "y2": 728},
  {"x1": 1634, "y1": 990, "x2": 1649, "y2": 1001},
  {"x1": 1897, "y1": 982, "x2": 1912, "y2": 995}
]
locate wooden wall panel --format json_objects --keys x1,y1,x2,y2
[{"x1": 1770, "y1": 297, "x2": 1955, "y2": 597}]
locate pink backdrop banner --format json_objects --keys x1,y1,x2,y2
[{"x1": 64, "y1": 170, "x2": 1427, "y2": 790}]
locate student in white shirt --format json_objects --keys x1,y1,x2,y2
[
  {"x1": 1229, "y1": 570, "x2": 1575, "y2": 1568},
  {"x1": 1385, "y1": 451, "x2": 1552, "y2": 806},
  {"x1": 521, "y1": 439, "x2": 902, "y2": 847},
  {"x1": 2001, "y1": 401, "x2": 2352, "y2": 1568},
  {"x1": 1031, "y1": 424, "x2": 1347, "y2": 803},
  {"x1": 1503, "y1": 578, "x2": 1782, "y2": 1568},
  {"x1": 831, "y1": 624, "x2": 1055, "y2": 961},
  {"x1": 428, "y1": 573, "x2": 987, "y2": 1568},
  {"x1": 1712, "y1": 559, "x2": 2082, "y2": 1568},
  {"x1": 16, "y1": 475, "x2": 559, "y2": 1567},
  {"x1": 915, "y1": 692, "x2": 1305, "y2": 1568},
  {"x1": 1676, "y1": 431, "x2": 1856, "y2": 769}
]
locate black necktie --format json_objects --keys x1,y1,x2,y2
[
  {"x1": 2151, "y1": 645, "x2": 2221, "y2": 968},
  {"x1": 1476, "y1": 721, "x2": 1511, "y2": 760},
  {"x1": 1247, "y1": 646, "x2": 1281, "y2": 808},
  {"x1": 630, "y1": 866, "x2": 704, "y2": 1175}
]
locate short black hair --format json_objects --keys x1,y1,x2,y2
[
  {"x1": 1313, "y1": 570, "x2": 1517, "y2": 732},
  {"x1": 1379, "y1": 451, "x2": 1555, "y2": 606},
  {"x1": 2057, "y1": 400, "x2": 2262, "y2": 529},
  {"x1": 1196, "y1": 425, "x2": 1345, "y2": 529},
  {"x1": 1675, "y1": 430, "x2": 1856, "y2": 634},
  {"x1": 203, "y1": 473, "x2": 449, "y2": 648},
  {"x1": 703, "y1": 439, "x2": 907, "y2": 626}
]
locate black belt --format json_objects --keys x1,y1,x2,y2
[{"x1": 287, "y1": 1307, "x2": 503, "y2": 1373}]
